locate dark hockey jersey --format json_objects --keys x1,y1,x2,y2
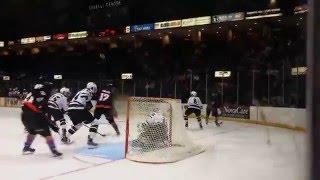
[
  {"x1": 22, "y1": 86, "x2": 48, "y2": 113},
  {"x1": 208, "y1": 93, "x2": 220, "y2": 108},
  {"x1": 95, "y1": 89, "x2": 113, "y2": 109}
]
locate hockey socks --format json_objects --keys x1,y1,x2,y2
[
  {"x1": 89, "y1": 124, "x2": 98, "y2": 138},
  {"x1": 87, "y1": 135, "x2": 98, "y2": 147},
  {"x1": 88, "y1": 125, "x2": 99, "y2": 147},
  {"x1": 23, "y1": 134, "x2": 36, "y2": 154},
  {"x1": 46, "y1": 137, "x2": 56, "y2": 151},
  {"x1": 111, "y1": 122, "x2": 120, "y2": 135},
  {"x1": 197, "y1": 117, "x2": 203, "y2": 129},
  {"x1": 67, "y1": 126, "x2": 78, "y2": 136},
  {"x1": 46, "y1": 137, "x2": 62, "y2": 157},
  {"x1": 60, "y1": 119, "x2": 67, "y2": 138},
  {"x1": 24, "y1": 134, "x2": 35, "y2": 148}
]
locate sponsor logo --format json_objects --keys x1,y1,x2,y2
[
  {"x1": 35, "y1": 36, "x2": 51, "y2": 42},
  {"x1": 155, "y1": 20, "x2": 181, "y2": 29},
  {"x1": 221, "y1": 106, "x2": 250, "y2": 119},
  {"x1": 212, "y1": 12, "x2": 244, "y2": 23},
  {"x1": 53, "y1": 34, "x2": 67, "y2": 40},
  {"x1": 68, "y1": 31, "x2": 88, "y2": 39},
  {"x1": 130, "y1": 24, "x2": 154, "y2": 32},
  {"x1": 21, "y1": 37, "x2": 36, "y2": 44}
]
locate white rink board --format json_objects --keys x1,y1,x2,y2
[{"x1": 250, "y1": 106, "x2": 307, "y2": 130}]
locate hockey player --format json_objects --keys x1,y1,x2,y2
[
  {"x1": 205, "y1": 92, "x2": 223, "y2": 127},
  {"x1": 47, "y1": 87, "x2": 71, "y2": 140},
  {"x1": 132, "y1": 108, "x2": 169, "y2": 150},
  {"x1": 184, "y1": 91, "x2": 203, "y2": 129},
  {"x1": 61, "y1": 82, "x2": 97, "y2": 146},
  {"x1": 21, "y1": 84, "x2": 62, "y2": 157},
  {"x1": 88, "y1": 84, "x2": 120, "y2": 146}
]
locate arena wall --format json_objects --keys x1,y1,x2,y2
[{"x1": 0, "y1": 97, "x2": 307, "y2": 132}]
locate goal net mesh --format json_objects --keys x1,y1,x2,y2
[{"x1": 125, "y1": 97, "x2": 204, "y2": 163}]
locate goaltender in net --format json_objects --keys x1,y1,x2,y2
[{"x1": 131, "y1": 108, "x2": 170, "y2": 151}]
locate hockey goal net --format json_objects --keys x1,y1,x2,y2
[{"x1": 125, "y1": 97, "x2": 204, "y2": 163}]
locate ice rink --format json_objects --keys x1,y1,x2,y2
[{"x1": 0, "y1": 107, "x2": 309, "y2": 180}]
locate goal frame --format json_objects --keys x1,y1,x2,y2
[{"x1": 125, "y1": 97, "x2": 174, "y2": 159}]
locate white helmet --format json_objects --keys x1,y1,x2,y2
[
  {"x1": 60, "y1": 87, "x2": 71, "y2": 97},
  {"x1": 87, "y1": 82, "x2": 97, "y2": 93},
  {"x1": 34, "y1": 84, "x2": 44, "y2": 90},
  {"x1": 191, "y1": 91, "x2": 197, "y2": 97}
]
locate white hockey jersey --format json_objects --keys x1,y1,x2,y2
[
  {"x1": 187, "y1": 96, "x2": 203, "y2": 110},
  {"x1": 48, "y1": 93, "x2": 68, "y2": 112},
  {"x1": 146, "y1": 112, "x2": 166, "y2": 124},
  {"x1": 68, "y1": 88, "x2": 93, "y2": 110}
]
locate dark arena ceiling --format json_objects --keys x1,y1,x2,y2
[{"x1": 0, "y1": 0, "x2": 307, "y2": 40}]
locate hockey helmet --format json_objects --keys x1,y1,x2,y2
[
  {"x1": 60, "y1": 87, "x2": 71, "y2": 97},
  {"x1": 87, "y1": 82, "x2": 97, "y2": 93},
  {"x1": 34, "y1": 84, "x2": 44, "y2": 90},
  {"x1": 190, "y1": 91, "x2": 197, "y2": 97}
]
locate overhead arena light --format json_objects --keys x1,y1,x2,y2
[
  {"x1": 215, "y1": 71, "x2": 231, "y2": 78},
  {"x1": 3, "y1": 76, "x2": 10, "y2": 81},
  {"x1": 121, "y1": 73, "x2": 133, "y2": 80},
  {"x1": 291, "y1": 67, "x2": 307, "y2": 76},
  {"x1": 54, "y1": 75, "x2": 63, "y2": 80}
]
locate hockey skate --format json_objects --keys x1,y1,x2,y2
[
  {"x1": 215, "y1": 120, "x2": 223, "y2": 127},
  {"x1": 185, "y1": 121, "x2": 188, "y2": 128},
  {"x1": 22, "y1": 146, "x2": 35, "y2": 155},
  {"x1": 61, "y1": 136, "x2": 72, "y2": 144},
  {"x1": 87, "y1": 136, "x2": 98, "y2": 148},
  {"x1": 199, "y1": 122, "x2": 203, "y2": 129},
  {"x1": 51, "y1": 149, "x2": 63, "y2": 157},
  {"x1": 205, "y1": 118, "x2": 209, "y2": 125}
]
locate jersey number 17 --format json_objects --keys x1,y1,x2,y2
[{"x1": 99, "y1": 92, "x2": 110, "y2": 101}]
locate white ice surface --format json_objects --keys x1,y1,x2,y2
[{"x1": 0, "y1": 107, "x2": 309, "y2": 180}]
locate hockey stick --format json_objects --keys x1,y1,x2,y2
[{"x1": 82, "y1": 124, "x2": 107, "y2": 137}]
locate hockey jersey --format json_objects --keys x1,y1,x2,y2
[
  {"x1": 95, "y1": 89, "x2": 113, "y2": 109},
  {"x1": 187, "y1": 96, "x2": 203, "y2": 110},
  {"x1": 208, "y1": 93, "x2": 220, "y2": 108},
  {"x1": 22, "y1": 89, "x2": 47, "y2": 113},
  {"x1": 68, "y1": 89, "x2": 93, "y2": 110},
  {"x1": 48, "y1": 93, "x2": 68, "y2": 112}
]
